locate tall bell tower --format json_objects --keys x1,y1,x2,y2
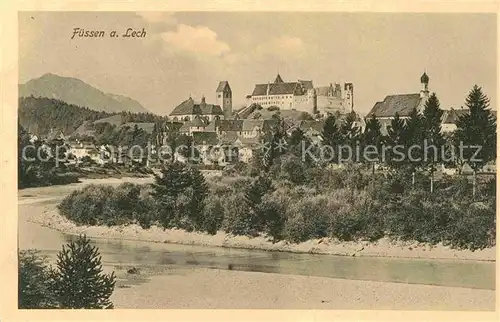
[
  {"x1": 420, "y1": 72, "x2": 430, "y2": 99},
  {"x1": 344, "y1": 83, "x2": 354, "y2": 112},
  {"x1": 216, "y1": 81, "x2": 232, "y2": 119}
]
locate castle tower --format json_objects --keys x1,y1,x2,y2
[
  {"x1": 216, "y1": 81, "x2": 232, "y2": 119},
  {"x1": 420, "y1": 72, "x2": 429, "y2": 99},
  {"x1": 344, "y1": 83, "x2": 354, "y2": 112},
  {"x1": 312, "y1": 89, "x2": 318, "y2": 115}
]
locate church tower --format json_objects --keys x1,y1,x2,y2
[
  {"x1": 216, "y1": 81, "x2": 232, "y2": 119},
  {"x1": 420, "y1": 72, "x2": 429, "y2": 99},
  {"x1": 344, "y1": 83, "x2": 354, "y2": 112}
]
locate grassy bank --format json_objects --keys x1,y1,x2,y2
[{"x1": 56, "y1": 163, "x2": 496, "y2": 253}]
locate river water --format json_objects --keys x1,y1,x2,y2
[{"x1": 18, "y1": 178, "x2": 496, "y2": 291}]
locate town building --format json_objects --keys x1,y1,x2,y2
[
  {"x1": 248, "y1": 74, "x2": 354, "y2": 116},
  {"x1": 170, "y1": 96, "x2": 224, "y2": 123},
  {"x1": 170, "y1": 81, "x2": 232, "y2": 122},
  {"x1": 366, "y1": 72, "x2": 430, "y2": 134},
  {"x1": 367, "y1": 72, "x2": 430, "y2": 120},
  {"x1": 440, "y1": 107, "x2": 469, "y2": 133},
  {"x1": 178, "y1": 116, "x2": 209, "y2": 135},
  {"x1": 215, "y1": 81, "x2": 233, "y2": 119}
]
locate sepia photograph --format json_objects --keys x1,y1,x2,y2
[{"x1": 12, "y1": 8, "x2": 497, "y2": 313}]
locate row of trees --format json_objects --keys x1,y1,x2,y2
[
  {"x1": 260, "y1": 85, "x2": 495, "y2": 198},
  {"x1": 19, "y1": 97, "x2": 115, "y2": 136},
  {"x1": 19, "y1": 96, "x2": 170, "y2": 138}
]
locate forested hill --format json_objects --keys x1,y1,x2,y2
[
  {"x1": 18, "y1": 96, "x2": 167, "y2": 136},
  {"x1": 19, "y1": 73, "x2": 149, "y2": 113},
  {"x1": 19, "y1": 97, "x2": 114, "y2": 136}
]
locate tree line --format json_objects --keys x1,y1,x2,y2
[
  {"x1": 19, "y1": 96, "x2": 169, "y2": 136},
  {"x1": 261, "y1": 85, "x2": 496, "y2": 198}
]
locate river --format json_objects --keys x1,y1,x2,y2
[{"x1": 17, "y1": 178, "x2": 496, "y2": 309}]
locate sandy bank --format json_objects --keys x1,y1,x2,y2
[
  {"x1": 110, "y1": 267, "x2": 495, "y2": 309},
  {"x1": 27, "y1": 203, "x2": 496, "y2": 261}
]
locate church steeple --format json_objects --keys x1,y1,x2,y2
[{"x1": 420, "y1": 71, "x2": 429, "y2": 99}]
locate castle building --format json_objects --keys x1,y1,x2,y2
[
  {"x1": 315, "y1": 82, "x2": 354, "y2": 115},
  {"x1": 249, "y1": 74, "x2": 316, "y2": 112},
  {"x1": 248, "y1": 74, "x2": 354, "y2": 116}
]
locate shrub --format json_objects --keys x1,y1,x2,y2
[
  {"x1": 280, "y1": 155, "x2": 306, "y2": 185},
  {"x1": 448, "y1": 202, "x2": 496, "y2": 250},
  {"x1": 258, "y1": 194, "x2": 287, "y2": 242},
  {"x1": 58, "y1": 183, "x2": 149, "y2": 226},
  {"x1": 201, "y1": 196, "x2": 225, "y2": 235},
  {"x1": 267, "y1": 105, "x2": 279, "y2": 111},
  {"x1": 283, "y1": 195, "x2": 330, "y2": 243},
  {"x1": 18, "y1": 250, "x2": 56, "y2": 309},
  {"x1": 222, "y1": 193, "x2": 254, "y2": 236},
  {"x1": 58, "y1": 184, "x2": 114, "y2": 225}
]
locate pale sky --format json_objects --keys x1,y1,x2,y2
[{"x1": 19, "y1": 12, "x2": 496, "y2": 116}]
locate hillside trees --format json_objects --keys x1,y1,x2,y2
[
  {"x1": 421, "y1": 93, "x2": 445, "y2": 193},
  {"x1": 454, "y1": 85, "x2": 496, "y2": 198},
  {"x1": 363, "y1": 114, "x2": 383, "y2": 174}
]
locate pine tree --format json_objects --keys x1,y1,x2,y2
[
  {"x1": 187, "y1": 166, "x2": 209, "y2": 228},
  {"x1": 152, "y1": 162, "x2": 191, "y2": 204},
  {"x1": 288, "y1": 127, "x2": 313, "y2": 163},
  {"x1": 363, "y1": 114, "x2": 383, "y2": 174},
  {"x1": 244, "y1": 175, "x2": 274, "y2": 229},
  {"x1": 454, "y1": 85, "x2": 496, "y2": 198},
  {"x1": 321, "y1": 114, "x2": 341, "y2": 163},
  {"x1": 403, "y1": 107, "x2": 424, "y2": 185},
  {"x1": 262, "y1": 119, "x2": 287, "y2": 172},
  {"x1": 421, "y1": 93, "x2": 444, "y2": 192},
  {"x1": 386, "y1": 112, "x2": 406, "y2": 169},
  {"x1": 52, "y1": 235, "x2": 116, "y2": 309},
  {"x1": 339, "y1": 111, "x2": 361, "y2": 163}
]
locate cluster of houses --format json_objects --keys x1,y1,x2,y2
[{"x1": 26, "y1": 72, "x2": 495, "y2": 171}]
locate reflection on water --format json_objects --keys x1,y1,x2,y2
[
  {"x1": 27, "y1": 233, "x2": 497, "y2": 290},
  {"x1": 19, "y1": 193, "x2": 496, "y2": 291}
]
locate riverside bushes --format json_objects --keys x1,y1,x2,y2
[{"x1": 58, "y1": 162, "x2": 496, "y2": 251}]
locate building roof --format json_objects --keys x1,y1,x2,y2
[
  {"x1": 217, "y1": 120, "x2": 244, "y2": 132},
  {"x1": 251, "y1": 82, "x2": 303, "y2": 96},
  {"x1": 190, "y1": 116, "x2": 206, "y2": 128},
  {"x1": 192, "y1": 132, "x2": 218, "y2": 145},
  {"x1": 242, "y1": 120, "x2": 265, "y2": 131},
  {"x1": 219, "y1": 131, "x2": 239, "y2": 144},
  {"x1": 366, "y1": 94, "x2": 423, "y2": 118},
  {"x1": 440, "y1": 108, "x2": 497, "y2": 124},
  {"x1": 216, "y1": 81, "x2": 231, "y2": 93},
  {"x1": 315, "y1": 83, "x2": 342, "y2": 98},
  {"x1": 298, "y1": 80, "x2": 314, "y2": 91},
  {"x1": 170, "y1": 97, "x2": 223, "y2": 116},
  {"x1": 441, "y1": 108, "x2": 469, "y2": 124},
  {"x1": 238, "y1": 136, "x2": 261, "y2": 147},
  {"x1": 179, "y1": 122, "x2": 191, "y2": 133},
  {"x1": 274, "y1": 74, "x2": 284, "y2": 83},
  {"x1": 299, "y1": 120, "x2": 325, "y2": 133}
]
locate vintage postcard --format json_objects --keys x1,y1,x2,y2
[{"x1": 1, "y1": 0, "x2": 499, "y2": 320}]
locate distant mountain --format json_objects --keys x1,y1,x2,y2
[{"x1": 19, "y1": 73, "x2": 149, "y2": 113}]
